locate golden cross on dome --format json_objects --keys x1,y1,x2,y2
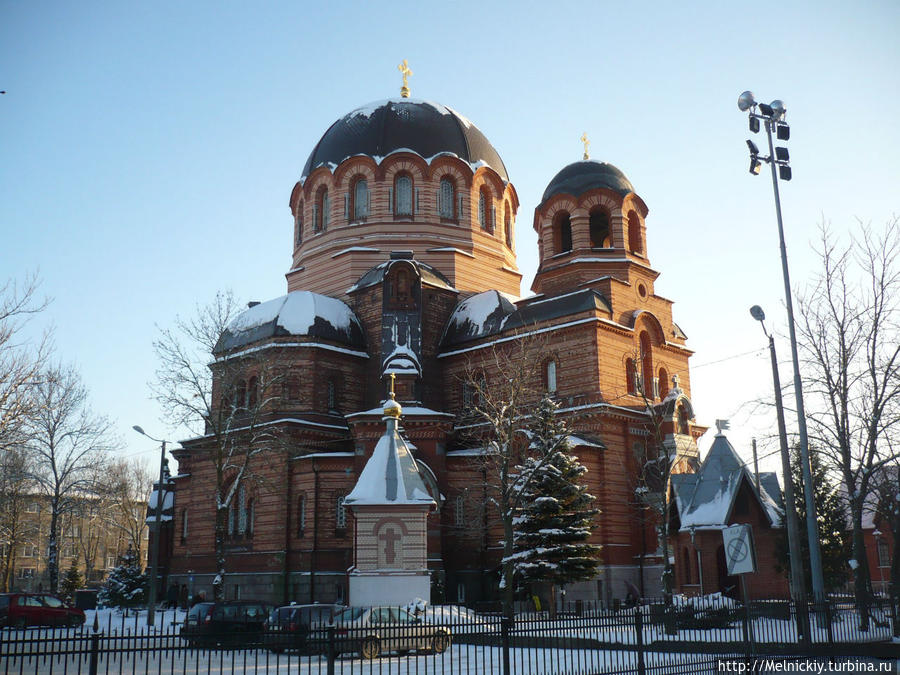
[
  {"x1": 398, "y1": 60, "x2": 412, "y2": 98},
  {"x1": 581, "y1": 132, "x2": 590, "y2": 160},
  {"x1": 389, "y1": 372, "x2": 397, "y2": 399}
]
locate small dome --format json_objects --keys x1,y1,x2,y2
[
  {"x1": 216, "y1": 291, "x2": 365, "y2": 353},
  {"x1": 302, "y1": 99, "x2": 508, "y2": 181},
  {"x1": 540, "y1": 160, "x2": 634, "y2": 207}
]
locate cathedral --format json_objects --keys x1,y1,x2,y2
[{"x1": 161, "y1": 74, "x2": 710, "y2": 608}]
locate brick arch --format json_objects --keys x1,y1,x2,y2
[
  {"x1": 333, "y1": 156, "x2": 378, "y2": 188},
  {"x1": 632, "y1": 310, "x2": 666, "y2": 346},
  {"x1": 428, "y1": 156, "x2": 473, "y2": 188},
  {"x1": 472, "y1": 166, "x2": 505, "y2": 198},
  {"x1": 301, "y1": 166, "x2": 336, "y2": 200},
  {"x1": 289, "y1": 181, "x2": 303, "y2": 214},
  {"x1": 623, "y1": 193, "x2": 649, "y2": 219},
  {"x1": 376, "y1": 153, "x2": 429, "y2": 182},
  {"x1": 578, "y1": 191, "x2": 621, "y2": 215}
]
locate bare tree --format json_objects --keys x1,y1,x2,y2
[
  {"x1": 0, "y1": 446, "x2": 37, "y2": 591},
  {"x1": 797, "y1": 219, "x2": 900, "y2": 626},
  {"x1": 24, "y1": 365, "x2": 113, "y2": 593},
  {"x1": 152, "y1": 290, "x2": 284, "y2": 600},
  {"x1": 0, "y1": 273, "x2": 51, "y2": 452},
  {"x1": 459, "y1": 337, "x2": 572, "y2": 619},
  {"x1": 102, "y1": 458, "x2": 152, "y2": 558}
]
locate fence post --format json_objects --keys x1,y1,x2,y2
[
  {"x1": 823, "y1": 600, "x2": 835, "y2": 664},
  {"x1": 501, "y1": 616, "x2": 511, "y2": 675},
  {"x1": 326, "y1": 624, "x2": 335, "y2": 675},
  {"x1": 634, "y1": 607, "x2": 646, "y2": 675},
  {"x1": 88, "y1": 614, "x2": 100, "y2": 675}
]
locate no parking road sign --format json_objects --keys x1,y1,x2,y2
[{"x1": 722, "y1": 524, "x2": 757, "y2": 575}]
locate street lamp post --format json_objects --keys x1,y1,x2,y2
[
  {"x1": 750, "y1": 305, "x2": 810, "y2": 642},
  {"x1": 738, "y1": 91, "x2": 826, "y2": 605},
  {"x1": 133, "y1": 425, "x2": 169, "y2": 628}
]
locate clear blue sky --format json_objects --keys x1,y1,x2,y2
[{"x1": 2, "y1": 1, "x2": 898, "y2": 474}]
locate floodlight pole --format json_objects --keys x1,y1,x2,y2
[
  {"x1": 740, "y1": 93, "x2": 827, "y2": 606},
  {"x1": 133, "y1": 426, "x2": 168, "y2": 628},
  {"x1": 761, "y1": 117, "x2": 826, "y2": 605}
]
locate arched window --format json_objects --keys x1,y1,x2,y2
[
  {"x1": 327, "y1": 379, "x2": 337, "y2": 412},
  {"x1": 478, "y1": 188, "x2": 492, "y2": 232},
  {"x1": 295, "y1": 201, "x2": 303, "y2": 245},
  {"x1": 314, "y1": 187, "x2": 329, "y2": 232},
  {"x1": 628, "y1": 211, "x2": 642, "y2": 254},
  {"x1": 504, "y1": 202, "x2": 512, "y2": 247},
  {"x1": 297, "y1": 494, "x2": 306, "y2": 537},
  {"x1": 678, "y1": 403, "x2": 690, "y2": 434},
  {"x1": 439, "y1": 177, "x2": 456, "y2": 219},
  {"x1": 626, "y1": 358, "x2": 637, "y2": 395},
  {"x1": 394, "y1": 174, "x2": 413, "y2": 216},
  {"x1": 236, "y1": 485, "x2": 247, "y2": 535},
  {"x1": 545, "y1": 359, "x2": 557, "y2": 393},
  {"x1": 352, "y1": 177, "x2": 368, "y2": 221},
  {"x1": 554, "y1": 211, "x2": 572, "y2": 253},
  {"x1": 335, "y1": 495, "x2": 347, "y2": 530},
  {"x1": 454, "y1": 495, "x2": 465, "y2": 527},
  {"x1": 245, "y1": 496, "x2": 255, "y2": 537},
  {"x1": 589, "y1": 208, "x2": 610, "y2": 248},
  {"x1": 235, "y1": 380, "x2": 247, "y2": 411},
  {"x1": 247, "y1": 376, "x2": 258, "y2": 409},
  {"x1": 639, "y1": 332, "x2": 653, "y2": 399},
  {"x1": 658, "y1": 368, "x2": 669, "y2": 399}
]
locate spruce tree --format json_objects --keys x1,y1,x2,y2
[
  {"x1": 60, "y1": 559, "x2": 83, "y2": 604},
  {"x1": 98, "y1": 545, "x2": 148, "y2": 609},
  {"x1": 510, "y1": 396, "x2": 602, "y2": 588},
  {"x1": 776, "y1": 444, "x2": 850, "y2": 593}
]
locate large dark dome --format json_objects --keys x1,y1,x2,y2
[
  {"x1": 302, "y1": 99, "x2": 508, "y2": 181},
  {"x1": 540, "y1": 160, "x2": 634, "y2": 207}
]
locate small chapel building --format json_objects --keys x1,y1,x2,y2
[{"x1": 161, "y1": 77, "x2": 713, "y2": 607}]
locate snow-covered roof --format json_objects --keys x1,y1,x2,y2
[
  {"x1": 215, "y1": 291, "x2": 365, "y2": 353},
  {"x1": 441, "y1": 288, "x2": 612, "y2": 348},
  {"x1": 673, "y1": 433, "x2": 783, "y2": 531},
  {"x1": 344, "y1": 415, "x2": 436, "y2": 508},
  {"x1": 347, "y1": 259, "x2": 456, "y2": 295},
  {"x1": 346, "y1": 405, "x2": 454, "y2": 419}
]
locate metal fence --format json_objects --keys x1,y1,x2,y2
[{"x1": 2, "y1": 598, "x2": 897, "y2": 675}]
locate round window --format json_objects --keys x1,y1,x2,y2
[{"x1": 638, "y1": 283, "x2": 648, "y2": 299}]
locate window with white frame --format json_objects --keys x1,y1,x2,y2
[
  {"x1": 454, "y1": 495, "x2": 465, "y2": 527},
  {"x1": 546, "y1": 360, "x2": 557, "y2": 393},
  {"x1": 353, "y1": 178, "x2": 369, "y2": 220},
  {"x1": 439, "y1": 178, "x2": 455, "y2": 219},
  {"x1": 336, "y1": 495, "x2": 347, "y2": 529},
  {"x1": 394, "y1": 175, "x2": 413, "y2": 215}
]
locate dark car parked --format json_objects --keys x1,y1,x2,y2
[
  {"x1": 0, "y1": 593, "x2": 86, "y2": 629},
  {"x1": 263, "y1": 603, "x2": 344, "y2": 653},
  {"x1": 181, "y1": 601, "x2": 270, "y2": 647}
]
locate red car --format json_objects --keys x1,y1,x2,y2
[{"x1": 0, "y1": 593, "x2": 85, "y2": 629}]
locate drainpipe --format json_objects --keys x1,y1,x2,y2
[{"x1": 282, "y1": 455, "x2": 293, "y2": 605}]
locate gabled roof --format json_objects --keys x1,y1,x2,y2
[
  {"x1": 441, "y1": 288, "x2": 611, "y2": 347},
  {"x1": 673, "y1": 433, "x2": 783, "y2": 531}
]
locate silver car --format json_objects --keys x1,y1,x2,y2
[{"x1": 332, "y1": 607, "x2": 451, "y2": 659}]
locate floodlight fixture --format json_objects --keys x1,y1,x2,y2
[
  {"x1": 779, "y1": 165, "x2": 792, "y2": 181},
  {"x1": 749, "y1": 116, "x2": 760, "y2": 133},
  {"x1": 746, "y1": 139, "x2": 760, "y2": 155},
  {"x1": 770, "y1": 100, "x2": 786, "y2": 120},
  {"x1": 750, "y1": 157, "x2": 762, "y2": 175},
  {"x1": 775, "y1": 146, "x2": 790, "y2": 162},
  {"x1": 737, "y1": 90, "x2": 756, "y2": 111},
  {"x1": 758, "y1": 102, "x2": 774, "y2": 117}
]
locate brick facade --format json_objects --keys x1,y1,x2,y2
[{"x1": 163, "y1": 98, "x2": 709, "y2": 607}]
